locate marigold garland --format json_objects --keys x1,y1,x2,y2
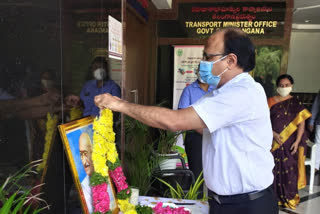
[
  {"x1": 70, "y1": 107, "x2": 83, "y2": 121},
  {"x1": 118, "y1": 199, "x2": 137, "y2": 214},
  {"x1": 37, "y1": 107, "x2": 82, "y2": 172},
  {"x1": 91, "y1": 109, "x2": 136, "y2": 214},
  {"x1": 37, "y1": 113, "x2": 58, "y2": 172},
  {"x1": 91, "y1": 109, "x2": 191, "y2": 214}
]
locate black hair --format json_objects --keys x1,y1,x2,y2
[
  {"x1": 266, "y1": 74, "x2": 273, "y2": 82},
  {"x1": 91, "y1": 56, "x2": 108, "y2": 69},
  {"x1": 41, "y1": 69, "x2": 56, "y2": 80},
  {"x1": 276, "y1": 74, "x2": 294, "y2": 86},
  {"x1": 87, "y1": 56, "x2": 109, "y2": 81},
  {"x1": 223, "y1": 28, "x2": 255, "y2": 72}
]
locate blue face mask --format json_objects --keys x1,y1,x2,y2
[{"x1": 199, "y1": 55, "x2": 228, "y2": 88}]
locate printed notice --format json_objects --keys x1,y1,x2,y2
[{"x1": 108, "y1": 16, "x2": 122, "y2": 60}]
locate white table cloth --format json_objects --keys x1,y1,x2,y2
[{"x1": 138, "y1": 196, "x2": 209, "y2": 214}]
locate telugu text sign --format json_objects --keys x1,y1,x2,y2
[{"x1": 158, "y1": 2, "x2": 286, "y2": 38}]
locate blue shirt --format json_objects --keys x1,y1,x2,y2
[
  {"x1": 80, "y1": 79, "x2": 121, "y2": 117},
  {"x1": 192, "y1": 73, "x2": 274, "y2": 195},
  {"x1": 178, "y1": 81, "x2": 214, "y2": 109}
]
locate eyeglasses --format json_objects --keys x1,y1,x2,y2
[{"x1": 202, "y1": 52, "x2": 224, "y2": 61}]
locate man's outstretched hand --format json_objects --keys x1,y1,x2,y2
[{"x1": 95, "y1": 93, "x2": 123, "y2": 111}]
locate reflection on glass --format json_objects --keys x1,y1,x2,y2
[
  {"x1": 0, "y1": 1, "x2": 62, "y2": 172},
  {"x1": 63, "y1": 1, "x2": 123, "y2": 158},
  {"x1": 0, "y1": 0, "x2": 123, "y2": 213},
  {"x1": 80, "y1": 56, "x2": 121, "y2": 117},
  {"x1": 61, "y1": 1, "x2": 123, "y2": 214}
]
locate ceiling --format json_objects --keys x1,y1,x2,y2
[{"x1": 293, "y1": 0, "x2": 320, "y2": 24}]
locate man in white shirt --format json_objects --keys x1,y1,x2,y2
[
  {"x1": 79, "y1": 133, "x2": 94, "y2": 213},
  {"x1": 94, "y1": 28, "x2": 278, "y2": 214}
]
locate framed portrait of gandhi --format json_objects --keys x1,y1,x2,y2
[{"x1": 58, "y1": 116, "x2": 118, "y2": 214}]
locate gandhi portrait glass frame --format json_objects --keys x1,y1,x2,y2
[{"x1": 58, "y1": 116, "x2": 118, "y2": 214}]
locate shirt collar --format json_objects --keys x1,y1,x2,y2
[
  {"x1": 192, "y1": 80, "x2": 214, "y2": 92},
  {"x1": 191, "y1": 80, "x2": 201, "y2": 88},
  {"x1": 90, "y1": 79, "x2": 109, "y2": 86},
  {"x1": 214, "y1": 72, "x2": 248, "y2": 93}
]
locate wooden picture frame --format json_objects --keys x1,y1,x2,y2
[{"x1": 58, "y1": 116, "x2": 118, "y2": 214}]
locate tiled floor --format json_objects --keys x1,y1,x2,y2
[{"x1": 279, "y1": 173, "x2": 320, "y2": 214}]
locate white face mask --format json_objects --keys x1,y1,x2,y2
[
  {"x1": 93, "y1": 68, "x2": 106, "y2": 80},
  {"x1": 277, "y1": 86, "x2": 292, "y2": 97}
]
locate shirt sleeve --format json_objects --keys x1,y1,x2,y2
[
  {"x1": 0, "y1": 90, "x2": 15, "y2": 100},
  {"x1": 178, "y1": 87, "x2": 191, "y2": 109},
  {"x1": 310, "y1": 93, "x2": 320, "y2": 125},
  {"x1": 80, "y1": 82, "x2": 92, "y2": 116},
  {"x1": 110, "y1": 82, "x2": 121, "y2": 98},
  {"x1": 79, "y1": 84, "x2": 86, "y2": 101},
  {"x1": 192, "y1": 85, "x2": 255, "y2": 133}
]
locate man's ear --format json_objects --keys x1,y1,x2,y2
[{"x1": 226, "y1": 53, "x2": 238, "y2": 69}]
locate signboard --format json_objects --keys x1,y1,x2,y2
[
  {"x1": 173, "y1": 45, "x2": 204, "y2": 110},
  {"x1": 108, "y1": 15, "x2": 123, "y2": 60},
  {"x1": 76, "y1": 20, "x2": 108, "y2": 33},
  {"x1": 173, "y1": 46, "x2": 204, "y2": 167},
  {"x1": 72, "y1": 10, "x2": 109, "y2": 34},
  {"x1": 158, "y1": 2, "x2": 286, "y2": 38}
]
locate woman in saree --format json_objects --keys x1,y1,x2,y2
[{"x1": 268, "y1": 74, "x2": 311, "y2": 209}]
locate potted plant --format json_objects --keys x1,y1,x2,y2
[
  {"x1": 123, "y1": 116, "x2": 158, "y2": 196},
  {"x1": 155, "y1": 129, "x2": 183, "y2": 170},
  {"x1": 0, "y1": 160, "x2": 49, "y2": 213},
  {"x1": 156, "y1": 171, "x2": 208, "y2": 201}
]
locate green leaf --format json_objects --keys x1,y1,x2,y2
[
  {"x1": 0, "y1": 161, "x2": 49, "y2": 214},
  {"x1": 0, "y1": 193, "x2": 16, "y2": 214},
  {"x1": 123, "y1": 116, "x2": 156, "y2": 195},
  {"x1": 107, "y1": 159, "x2": 121, "y2": 171},
  {"x1": 175, "y1": 182, "x2": 185, "y2": 198},
  {"x1": 186, "y1": 171, "x2": 203, "y2": 199},
  {"x1": 11, "y1": 192, "x2": 29, "y2": 214},
  {"x1": 117, "y1": 188, "x2": 131, "y2": 200},
  {"x1": 89, "y1": 172, "x2": 109, "y2": 186},
  {"x1": 156, "y1": 178, "x2": 180, "y2": 198},
  {"x1": 156, "y1": 171, "x2": 206, "y2": 200},
  {"x1": 32, "y1": 206, "x2": 50, "y2": 214},
  {"x1": 135, "y1": 205, "x2": 153, "y2": 214},
  {"x1": 23, "y1": 205, "x2": 31, "y2": 214}
]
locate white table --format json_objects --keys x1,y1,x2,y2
[{"x1": 138, "y1": 196, "x2": 209, "y2": 214}]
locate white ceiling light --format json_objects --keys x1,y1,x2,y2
[
  {"x1": 294, "y1": 4, "x2": 320, "y2": 13},
  {"x1": 292, "y1": 23, "x2": 320, "y2": 30},
  {"x1": 151, "y1": 0, "x2": 172, "y2": 9}
]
